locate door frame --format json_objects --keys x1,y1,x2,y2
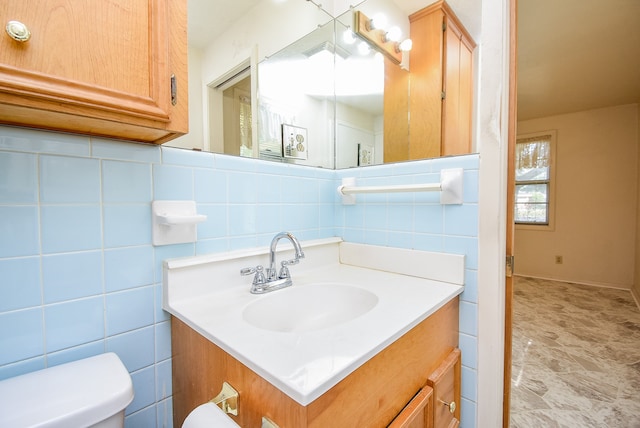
[{"x1": 503, "y1": 0, "x2": 518, "y2": 425}]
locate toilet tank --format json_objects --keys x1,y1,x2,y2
[{"x1": 0, "y1": 353, "x2": 134, "y2": 428}]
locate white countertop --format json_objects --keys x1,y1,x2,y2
[{"x1": 163, "y1": 238, "x2": 464, "y2": 405}]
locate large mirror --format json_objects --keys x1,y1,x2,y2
[{"x1": 169, "y1": 0, "x2": 480, "y2": 169}]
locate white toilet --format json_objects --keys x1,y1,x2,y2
[
  {"x1": 182, "y1": 403, "x2": 240, "y2": 428},
  {"x1": 0, "y1": 352, "x2": 134, "y2": 428}
]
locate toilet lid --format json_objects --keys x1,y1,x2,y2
[{"x1": 182, "y1": 403, "x2": 240, "y2": 428}]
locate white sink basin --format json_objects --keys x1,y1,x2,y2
[
  {"x1": 163, "y1": 238, "x2": 465, "y2": 404},
  {"x1": 242, "y1": 283, "x2": 378, "y2": 333}
]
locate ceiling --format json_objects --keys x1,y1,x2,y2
[
  {"x1": 188, "y1": 0, "x2": 640, "y2": 121},
  {"x1": 517, "y1": 0, "x2": 640, "y2": 120},
  {"x1": 187, "y1": 0, "x2": 261, "y2": 49}
]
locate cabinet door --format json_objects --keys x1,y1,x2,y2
[
  {"x1": 441, "y1": 17, "x2": 473, "y2": 156},
  {"x1": 383, "y1": 57, "x2": 410, "y2": 163},
  {"x1": 427, "y1": 348, "x2": 461, "y2": 428},
  {"x1": 408, "y1": 7, "x2": 444, "y2": 160},
  {"x1": 388, "y1": 385, "x2": 434, "y2": 428},
  {"x1": 0, "y1": 0, "x2": 187, "y2": 143}
]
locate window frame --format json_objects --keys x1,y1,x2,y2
[{"x1": 514, "y1": 130, "x2": 556, "y2": 231}]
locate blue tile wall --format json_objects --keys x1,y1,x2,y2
[
  {"x1": 335, "y1": 155, "x2": 479, "y2": 427},
  {"x1": 0, "y1": 125, "x2": 479, "y2": 428}
]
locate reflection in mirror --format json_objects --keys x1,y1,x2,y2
[
  {"x1": 171, "y1": 0, "x2": 477, "y2": 169},
  {"x1": 334, "y1": 3, "x2": 411, "y2": 168},
  {"x1": 169, "y1": 0, "x2": 333, "y2": 154},
  {"x1": 213, "y1": 70, "x2": 252, "y2": 157},
  {"x1": 333, "y1": 17, "x2": 385, "y2": 169},
  {"x1": 255, "y1": 3, "x2": 411, "y2": 169},
  {"x1": 257, "y1": 20, "x2": 336, "y2": 168}
]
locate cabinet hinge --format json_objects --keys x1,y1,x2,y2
[
  {"x1": 441, "y1": 91, "x2": 446, "y2": 100},
  {"x1": 442, "y1": 21, "x2": 447, "y2": 32},
  {"x1": 506, "y1": 255, "x2": 515, "y2": 277},
  {"x1": 171, "y1": 74, "x2": 177, "y2": 106}
]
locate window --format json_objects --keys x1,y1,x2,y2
[{"x1": 515, "y1": 131, "x2": 555, "y2": 226}]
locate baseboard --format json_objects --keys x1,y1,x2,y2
[
  {"x1": 513, "y1": 274, "x2": 631, "y2": 291},
  {"x1": 631, "y1": 287, "x2": 640, "y2": 310}
]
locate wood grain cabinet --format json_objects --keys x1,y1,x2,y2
[
  {"x1": 0, "y1": 0, "x2": 188, "y2": 144},
  {"x1": 172, "y1": 298, "x2": 460, "y2": 428},
  {"x1": 428, "y1": 348, "x2": 462, "y2": 428},
  {"x1": 389, "y1": 348, "x2": 462, "y2": 428},
  {"x1": 388, "y1": 385, "x2": 434, "y2": 428},
  {"x1": 406, "y1": 0, "x2": 475, "y2": 160}
]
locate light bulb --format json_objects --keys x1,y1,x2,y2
[
  {"x1": 370, "y1": 13, "x2": 388, "y2": 30},
  {"x1": 385, "y1": 26, "x2": 401, "y2": 42},
  {"x1": 358, "y1": 41, "x2": 371, "y2": 56},
  {"x1": 343, "y1": 29, "x2": 356, "y2": 45},
  {"x1": 399, "y1": 38, "x2": 413, "y2": 52}
]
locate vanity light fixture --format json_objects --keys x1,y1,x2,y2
[{"x1": 354, "y1": 10, "x2": 412, "y2": 64}]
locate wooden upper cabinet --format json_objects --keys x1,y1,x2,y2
[
  {"x1": 408, "y1": 1, "x2": 475, "y2": 159},
  {"x1": 0, "y1": 0, "x2": 188, "y2": 144},
  {"x1": 441, "y1": 16, "x2": 474, "y2": 156},
  {"x1": 383, "y1": 56, "x2": 410, "y2": 163}
]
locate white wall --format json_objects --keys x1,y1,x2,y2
[
  {"x1": 335, "y1": 102, "x2": 379, "y2": 168},
  {"x1": 516, "y1": 104, "x2": 639, "y2": 289},
  {"x1": 169, "y1": 47, "x2": 205, "y2": 151}
]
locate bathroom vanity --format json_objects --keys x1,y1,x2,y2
[{"x1": 164, "y1": 238, "x2": 464, "y2": 427}]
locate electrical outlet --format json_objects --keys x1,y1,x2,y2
[{"x1": 555, "y1": 255, "x2": 563, "y2": 264}]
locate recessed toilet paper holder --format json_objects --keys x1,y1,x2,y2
[{"x1": 211, "y1": 382, "x2": 239, "y2": 416}]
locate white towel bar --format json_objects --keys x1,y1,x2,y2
[
  {"x1": 337, "y1": 182, "x2": 442, "y2": 195},
  {"x1": 338, "y1": 168, "x2": 463, "y2": 205}
]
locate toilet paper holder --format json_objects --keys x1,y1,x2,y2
[{"x1": 211, "y1": 382, "x2": 239, "y2": 416}]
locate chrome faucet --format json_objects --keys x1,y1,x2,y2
[{"x1": 241, "y1": 232, "x2": 305, "y2": 294}]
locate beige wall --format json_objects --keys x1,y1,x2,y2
[{"x1": 515, "y1": 104, "x2": 639, "y2": 289}]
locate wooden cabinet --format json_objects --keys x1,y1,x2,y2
[
  {"x1": 388, "y1": 385, "x2": 434, "y2": 428},
  {"x1": 383, "y1": 57, "x2": 410, "y2": 163},
  {"x1": 428, "y1": 348, "x2": 461, "y2": 428},
  {"x1": 0, "y1": 0, "x2": 188, "y2": 144},
  {"x1": 389, "y1": 348, "x2": 461, "y2": 428},
  {"x1": 400, "y1": 0, "x2": 475, "y2": 160},
  {"x1": 171, "y1": 298, "x2": 459, "y2": 428}
]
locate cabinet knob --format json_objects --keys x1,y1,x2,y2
[
  {"x1": 440, "y1": 399, "x2": 456, "y2": 414},
  {"x1": 6, "y1": 20, "x2": 31, "y2": 42}
]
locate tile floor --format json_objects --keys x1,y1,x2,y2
[{"x1": 510, "y1": 276, "x2": 640, "y2": 427}]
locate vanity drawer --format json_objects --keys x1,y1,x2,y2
[
  {"x1": 427, "y1": 348, "x2": 461, "y2": 428},
  {"x1": 388, "y1": 385, "x2": 434, "y2": 428}
]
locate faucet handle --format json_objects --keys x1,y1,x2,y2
[
  {"x1": 240, "y1": 266, "x2": 257, "y2": 276},
  {"x1": 278, "y1": 260, "x2": 291, "y2": 279},
  {"x1": 241, "y1": 265, "x2": 267, "y2": 285}
]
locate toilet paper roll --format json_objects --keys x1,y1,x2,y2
[{"x1": 182, "y1": 403, "x2": 240, "y2": 428}]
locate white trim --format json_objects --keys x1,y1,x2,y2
[
  {"x1": 476, "y1": 0, "x2": 511, "y2": 425},
  {"x1": 513, "y1": 274, "x2": 633, "y2": 291}
]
